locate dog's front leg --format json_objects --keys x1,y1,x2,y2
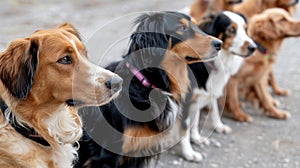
[
  {"x1": 268, "y1": 70, "x2": 290, "y2": 96},
  {"x1": 225, "y1": 78, "x2": 253, "y2": 122},
  {"x1": 254, "y1": 79, "x2": 290, "y2": 119},
  {"x1": 210, "y1": 98, "x2": 232, "y2": 134}
]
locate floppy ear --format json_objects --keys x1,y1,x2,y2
[
  {"x1": 199, "y1": 13, "x2": 231, "y2": 38},
  {"x1": 249, "y1": 18, "x2": 279, "y2": 41},
  {"x1": 198, "y1": 13, "x2": 217, "y2": 33},
  {"x1": 0, "y1": 38, "x2": 38, "y2": 99},
  {"x1": 57, "y1": 22, "x2": 81, "y2": 41}
]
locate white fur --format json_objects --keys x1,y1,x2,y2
[
  {"x1": 44, "y1": 105, "x2": 82, "y2": 145},
  {"x1": 179, "y1": 11, "x2": 256, "y2": 162},
  {"x1": 68, "y1": 37, "x2": 116, "y2": 88}
]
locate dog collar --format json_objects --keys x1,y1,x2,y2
[
  {"x1": 125, "y1": 62, "x2": 157, "y2": 89},
  {"x1": 0, "y1": 100, "x2": 50, "y2": 146},
  {"x1": 254, "y1": 40, "x2": 267, "y2": 54},
  {"x1": 254, "y1": 40, "x2": 271, "y2": 60}
]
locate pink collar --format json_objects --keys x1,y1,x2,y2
[{"x1": 125, "y1": 62, "x2": 157, "y2": 89}]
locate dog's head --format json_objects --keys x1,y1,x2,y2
[
  {"x1": 248, "y1": 8, "x2": 300, "y2": 42},
  {"x1": 0, "y1": 23, "x2": 122, "y2": 107},
  {"x1": 0, "y1": 23, "x2": 122, "y2": 145},
  {"x1": 127, "y1": 11, "x2": 222, "y2": 65},
  {"x1": 199, "y1": 11, "x2": 256, "y2": 57}
]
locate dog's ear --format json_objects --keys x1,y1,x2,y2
[
  {"x1": 249, "y1": 18, "x2": 279, "y2": 41},
  {"x1": 0, "y1": 38, "x2": 38, "y2": 99},
  {"x1": 57, "y1": 22, "x2": 81, "y2": 41},
  {"x1": 198, "y1": 12, "x2": 217, "y2": 33},
  {"x1": 126, "y1": 13, "x2": 169, "y2": 67},
  {"x1": 200, "y1": 12, "x2": 231, "y2": 38}
]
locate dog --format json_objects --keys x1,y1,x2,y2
[
  {"x1": 0, "y1": 23, "x2": 122, "y2": 168},
  {"x1": 233, "y1": 0, "x2": 298, "y2": 19},
  {"x1": 224, "y1": 8, "x2": 300, "y2": 122},
  {"x1": 75, "y1": 11, "x2": 222, "y2": 168},
  {"x1": 176, "y1": 11, "x2": 256, "y2": 162},
  {"x1": 182, "y1": 0, "x2": 243, "y2": 22},
  {"x1": 233, "y1": 0, "x2": 299, "y2": 99}
]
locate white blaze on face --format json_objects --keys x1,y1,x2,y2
[
  {"x1": 67, "y1": 36, "x2": 116, "y2": 88},
  {"x1": 223, "y1": 11, "x2": 256, "y2": 55}
]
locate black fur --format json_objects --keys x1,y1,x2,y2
[
  {"x1": 76, "y1": 11, "x2": 198, "y2": 168},
  {"x1": 188, "y1": 12, "x2": 233, "y2": 90},
  {"x1": 0, "y1": 39, "x2": 38, "y2": 99}
]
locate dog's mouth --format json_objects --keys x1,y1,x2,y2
[
  {"x1": 231, "y1": 51, "x2": 253, "y2": 58},
  {"x1": 185, "y1": 56, "x2": 201, "y2": 62},
  {"x1": 66, "y1": 99, "x2": 84, "y2": 106},
  {"x1": 228, "y1": 0, "x2": 243, "y2": 5}
]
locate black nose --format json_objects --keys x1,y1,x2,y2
[
  {"x1": 211, "y1": 40, "x2": 223, "y2": 51},
  {"x1": 105, "y1": 76, "x2": 123, "y2": 91},
  {"x1": 248, "y1": 44, "x2": 256, "y2": 53}
]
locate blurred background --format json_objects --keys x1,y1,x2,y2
[{"x1": 0, "y1": 0, "x2": 299, "y2": 167}]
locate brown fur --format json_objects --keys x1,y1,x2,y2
[
  {"x1": 190, "y1": 0, "x2": 242, "y2": 22},
  {"x1": 233, "y1": 0, "x2": 298, "y2": 19},
  {"x1": 0, "y1": 23, "x2": 120, "y2": 167},
  {"x1": 122, "y1": 126, "x2": 163, "y2": 155},
  {"x1": 160, "y1": 17, "x2": 219, "y2": 102},
  {"x1": 225, "y1": 8, "x2": 300, "y2": 122}
]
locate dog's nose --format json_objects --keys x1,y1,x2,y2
[
  {"x1": 105, "y1": 76, "x2": 123, "y2": 91},
  {"x1": 248, "y1": 44, "x2": 257, "y2": 53},
  {"x1": 211, "y1": 40, "x2": 223, "y2": 51}
]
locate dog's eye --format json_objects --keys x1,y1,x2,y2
[
  {"x1": 178, "y1": 25, "x2": 188, "y2": 32},
  {"x1": 57, "y1": 55, "x2": 72, "y2": 64},
  {"x1": 228, "y1": 27, "x2": 236, "y2": 34}
]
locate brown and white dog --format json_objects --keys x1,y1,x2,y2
[
  {"x1": 225, "y1": 8, "x2": 300, "y2": 122},
  {"x1": 0, "y1": 23, "x2": 122, "y2": 168}
]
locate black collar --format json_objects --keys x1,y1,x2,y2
[
  {"x1": 0, "y1": 100, "x2": 50, "y2": 146},
  {"x1": 254, "y1": 40, "x2": 267, "y2": 54}
]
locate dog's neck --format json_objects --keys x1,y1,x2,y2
[
  {"x1": 253, "y1": 37, "x2": 284, "y2": 58},
  {"x1": 0, "y1": 82, "x2": 82, "y2": 147},
  {"x1": 161, "y1": 52, "x2": 190, "y2": 102}
]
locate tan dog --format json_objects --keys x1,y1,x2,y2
[
  {"x1": 225, "y1": 8, "x2": 300, "y2": 122},
  {"x1": 190, "y1": 0, "x2": 243, "y2": 22},
  {"x1": 0, "y1": 23, "x2": 122, "y2": 167}
]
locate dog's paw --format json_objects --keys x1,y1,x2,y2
[
  {"x1": 215, "y1": 124, "x2": 232, "y2": 134},
  {"x1": 274, "y1": 88, "x2": 290, "y2": 96},
  {"x1": 272, "y1": 99, "x2": 281, "y2": 107},
  {"x1": 232, "y1": 112, "x2": 253, "y2": 122},
  {"x1": 191, "y1": 133, "x2": 210, "y2": 146},
  {"x1": 182, "y1": 150, "x2": 203, "y2": 162},
  {"x1": 265, "y1": 110, "x2": 291, "y2": 119}
]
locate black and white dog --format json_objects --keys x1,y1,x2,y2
[{"x1": 178, "y1": 11, "x2": 256, "y2": 162}]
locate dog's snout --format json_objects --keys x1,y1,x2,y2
[
  {"x1": 105, "y1": 76, "x2": 123, "y2": 91},
  {"x1": 211, "y1": 40, "x2": 223, "y2": 51},
  {"x1": 248, "y1": 44, "x2": 257, "y2": 53}
]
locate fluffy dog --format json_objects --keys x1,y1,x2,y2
[
  {"x1": 0, "y1": 23, "x2": 122, "y2": 168},
  {"x1": 225, "y1": 8, "x2": 300, "y2": 122},
  {"x1": 177, "y1": 11, "x2": 256, "y2": 162},
  {"x1": 75, "y1": 11, "x2": 222, "y2": 168}
]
